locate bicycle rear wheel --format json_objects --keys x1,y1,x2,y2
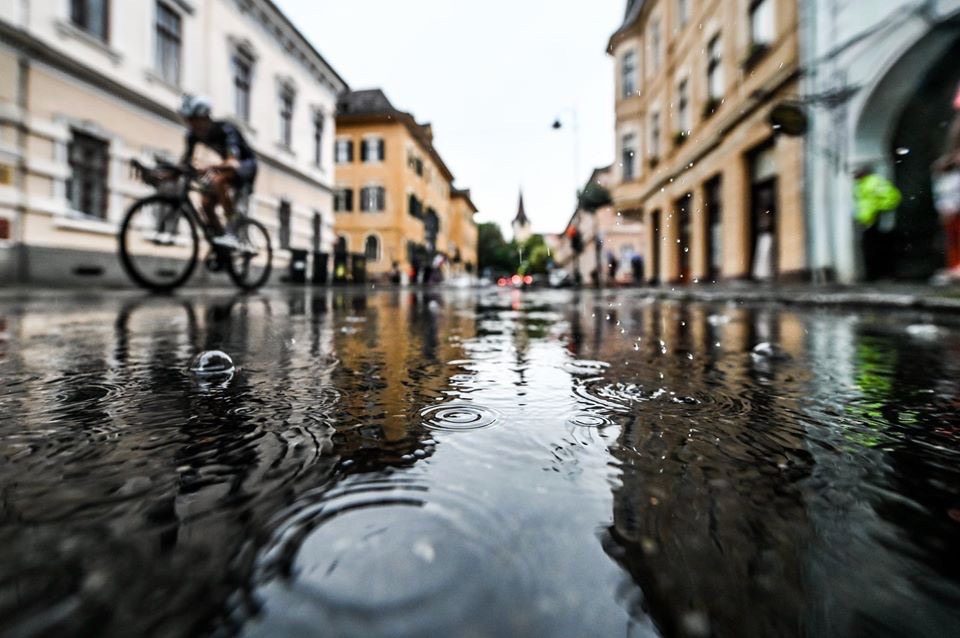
[
  {"x1": 119, "y1": 195, "x2": 199, "y2": 292},
  {"x1": 227, "y1": 217, "x2": 272, "y2": 291}
]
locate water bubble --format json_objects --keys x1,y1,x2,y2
[
  {"x1": 189, "y1": 350, "x2": 235, "y2": 376},
  {"x1": 567, "y1": 413, "x2": 613, "y2": 428},
  {"x1": 895, "y1": 147, "x2": 911, "y2": 156}
]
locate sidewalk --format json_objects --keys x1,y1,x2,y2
[{"x1": 620, "y1": 282, "x2": 960, "y2": 312}]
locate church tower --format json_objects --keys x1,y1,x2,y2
[{"x1": 511, "y1": 190, "x2": 531, "y2": 244}]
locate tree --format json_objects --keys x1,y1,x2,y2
[
  {"x1": 521, "y1": 234, "x2": 550, "y2": 275},
  {"x1": 478, "y1": 222, "x2": 519, "y2": 275},
  {"x1": 578, "y1": 181, "x2": 613, "y2": 213}
]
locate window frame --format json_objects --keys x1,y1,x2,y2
[
  {"x1": 749, "y1": 0, "x2": 775, "y2": 46},
  {"x1": 278, "y1": 199, "x2": 292, "y2": 250},
  {"x1": 313, "y1": 111, "x2": 325, "y2": 167},
  {"x1": 360, "y1": 185, "x2": 386, "y2": 213},
  {"x1": 335, "y1": 138, "x2": 354, "y2": 164},
  {"x1": 334, "y1": 188, "x2": 353, "y2": 212},
  {"x1": 707, "y1": 34, "x2": 724, "y2": 100},
  {"x1": 154, "y1": 1, "x2": 182, "y2": 86},
  {"x1": 622, "y1": 50, "x2": 638, "y2": 98},
  {"x1": 621, "y1": 133, "x2": 637, "y2": 181},
  {"x1": 364, "y1": 234, "x2": 381, "y2": 262},
  {"x1": 232, "y1": 51, "x2": 254, "y2": 123},
  {"x1": 67, "y1": 130, "x2": 110, "y2": 220},
  {"x1": 279, "y1": 85, "x2": 296, "y2": 149},
  {"x1": 71, "y1": 0, "x2": 110, "y2": 43}
]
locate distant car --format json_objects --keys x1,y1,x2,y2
[{"x1": 496, "y1": 274, "x2": 537, "y2": 289}]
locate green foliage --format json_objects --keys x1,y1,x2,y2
[
  {"x1": 478, "y1": 223, "x2": 551, "y2": 276},
  {"x1": 578, "y1": 181, "x2": 613, "y2": 212},
  {"x1": 478, "y1": 222, "x2": 520, "y2": 274}
]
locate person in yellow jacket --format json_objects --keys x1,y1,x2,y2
[{"x1": 853, "y1": 165, "x2": 903, "y2": 281}]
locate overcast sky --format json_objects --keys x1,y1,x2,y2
[{"x1": 274, "y1": 0, "x2": 622, "y2": 237}]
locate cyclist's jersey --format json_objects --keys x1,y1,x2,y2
[{"x1": 183, "y1": 120, "x2": 257, "y2": 184}]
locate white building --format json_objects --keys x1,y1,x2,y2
[
  {"x1": 0, "y1": 0, "x2": 348, "y2": 286},
  {"x1": 803, "y1": 0, "x2": 960, "y2": 282}
]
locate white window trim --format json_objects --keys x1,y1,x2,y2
[
  {"x1": 361, "y1": 135, "x2": 385, "y2": 164},
  {"x1": 364, "y1": 232, "x2": 383, "y2": 262}
]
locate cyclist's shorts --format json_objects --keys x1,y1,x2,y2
[{"x1": 232, "y1": 159, "x2": 258, "y2": 186}]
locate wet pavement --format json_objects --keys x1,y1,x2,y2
[{"x1": 1, "y1": 288, "x2": 960, "y2": 637}]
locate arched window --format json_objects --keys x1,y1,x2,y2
[
  {"x1": 364, "y1": 235, "x2": 380, "y2": 262},
  {"x1": 335, "y1": 235, "x2": 348, "y2": 255}
]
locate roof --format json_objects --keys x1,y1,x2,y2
[
  {"x1": 336, "y1": 89, "x2": 455, "y2": 183},
  {"x1": 607, "y1": 0, "x2": 647, "y2": 53},
  {"x1": 513, "y1": 191, "x2": 529, "y2": 226},
  {"x1": 451, "y1": 188, "x2": 479, "y2": 214}
]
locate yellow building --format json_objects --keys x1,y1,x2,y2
[
  {"x1": 609, "y1": 0, "x2": 805, "y2": 284},
  {"x1": 334, "y1": 89, "x2": 477, "y2": 282}
]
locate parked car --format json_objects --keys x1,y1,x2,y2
[{"x1": 549, "y1": 269, "x2": 574, "y2": 288}]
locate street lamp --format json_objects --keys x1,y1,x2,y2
[{"x1": 550, "y1": 108, "x2": 581, "y2": 201}]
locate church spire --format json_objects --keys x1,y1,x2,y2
[{"x1": 513, "y1": 190, "x2": 529, "y2": 227}]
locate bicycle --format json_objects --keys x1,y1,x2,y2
[{"x1": 118, "y1": 159, "x2": 273, "y2": 293}]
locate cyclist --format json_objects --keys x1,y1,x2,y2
[{"x1": 178, "y1": 95, "x2": 258, "y2": 249}]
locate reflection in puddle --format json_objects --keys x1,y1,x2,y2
[{"x1": 1, "y1": 290, "x2": 959, "y2": 637}]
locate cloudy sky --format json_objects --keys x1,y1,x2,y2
[{"x1": 275, "y1": 0, "x2": 622, "y2": 237}]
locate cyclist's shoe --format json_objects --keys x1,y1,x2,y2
[
  {"x1": 211, "y1": 232, "x2": 241, "y2": 251},
  {"x1": 151, "y1": 232, "x2": 175, "y2": 246}
]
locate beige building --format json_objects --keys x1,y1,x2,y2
[
  {"x1": 609, "y1": 0, "x2": 805, "y2": 284},
  {"x1": 0, "y1": 0, "x2": 347, "y2": 286},
  {"x1": 334, "y1": 89, "x2": 477, "y2": 282},
  {"x1": 551, "y1": 166, "x2": 645, "y2": 286}
]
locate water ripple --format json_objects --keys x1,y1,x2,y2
[{"x1": 420, "y1": 402, "x2": 501, "y2": 432}]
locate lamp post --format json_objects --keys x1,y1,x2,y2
[
  {"x1": 553, "y1": 109, "x2": 583, "y2": 286},
  {"x1": 551, "y1": 108, "x2": 581, "y2": 201}
]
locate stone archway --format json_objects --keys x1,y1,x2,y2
[{"x1": 852, "y1": 18, "x2": 960, "y2": 279}]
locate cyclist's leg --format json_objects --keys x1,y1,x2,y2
[{"x1": 200, "y1": 192, "x2": 226, "y2": 235}]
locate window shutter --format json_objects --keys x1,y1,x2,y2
[
  {"x1": 378, "y1": 139, "x2": 385, "y2": 161},
  {"x1": 347, "y1": 141, "x2": 354, "y2": 162},
  {"x1": 360, "y1": 187, "x2": 368, "y2": 212},
  {"x1": 346, "y1": 189, "x2": 353, "y2": 212},
  {"x1": 361, "y1": 139, "x2": 369, "y2": 162},
  {"x1": 377, "y1": 187, "x2": 385, "y2": 211}
]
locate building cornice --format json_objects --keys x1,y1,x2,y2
[
  {"x1": 337, "y1": 112, "x2": 456, "y2": 184},
  {"x1": 237, "y1": 0, "x2": 350, "y2": 94}
]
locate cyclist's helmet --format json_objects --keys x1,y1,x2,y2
[{"x1": 179, "y1": 94, "x2": 212, "y2": 119}]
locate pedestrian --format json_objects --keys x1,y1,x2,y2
[
  {"x1": 631, "y1": 254, "x2": 644, "y2": 285},
  {"x1": 853, "y1": 165, "x2": 902, "y2": 281},
  {"x1": 932, "y1": 81, "x2": 960, "y2": 279},
  {"x1": 607, "y1": 252, "x2": 620, "y2": 286}
]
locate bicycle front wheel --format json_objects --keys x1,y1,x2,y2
[
  {"x1": 118, "y1": 195, "x2": 199, "y2": 292},
  {"x1": 227, "y1": 217, "x2": 272, "y2": 291}
]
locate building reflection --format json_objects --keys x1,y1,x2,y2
[
  {"x1": 0, "y1": 289, "x2": 478, "y2": 635},
  {"x1": 566, "y1": 299, "x2": 814, "y2": 636}
]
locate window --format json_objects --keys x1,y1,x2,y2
[
  {"x1": 278, "y1": 200, "x2": 291, "y2": 249},
  {"x1": 364, "y1": 235, "x2": 380, "y2": 262},
  {"x1": 650, "y1": 111, "x2": 661, "y2": 158},
  {"x1": 622, "y1": 50, "x2": 637, "y2": 98},
  {"x1": 676, "y1": 0, "x2": 690, "y2": 28},
  {"x1": 313, "y1": 212, "x2": 322, "y2": 252},
  {"x1": 334, "y1": 188, "x2": 353, "y2": 212},
  {"x1": 677, "y1": 79, "x2": 691, "y2": 134},
  {"x1": 71, "y1": 0, "x2": 109, "y2": 42},
  {"x1": 750, "y1": 0, "x2": 775, "y2": 46},
  {"x1": 408, "y1": 193, "x2": 423, "y2": 219},
  {"x1": 279, "y1": 86, "x2": 295, "y2": 148},
  {"x1": 67, "y1": 131, "x2": 109, "y2": 219},
  {"x1": 335, "y1": 139, "x2": 354, "y2": 164},
  {"x1": 621, "y1": 133, "x2": 637, "y2": 181},
  {"x1": 154, "y1": 3, "x2": 181, "y2": 85},
  {"x1": 313, "y1": 112, "x2": 325, "y2": 167},
  {"x1": 362, "y1": 138, "x2": 385, "y2": 163},
  {"x1": 233, "y1": 53, "x2": 253, "y2": 123},
  {"x1": 360, "y1": 186, "x2": 385, "y2": 212},
  {"x1": 407, "y1": 152, "x2": 424, "y2": 176},
  {"x1": 649, "y1": 19, "x2": 662, "y2": 73},
  {"x1": 707, "y1": 35, "x2": 724, "y2": 100}
]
